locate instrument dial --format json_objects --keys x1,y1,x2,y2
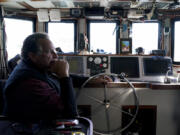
[
  {"x1": 94, "y1": 57, "x2": 102, "y2": 64},
  {"x1": 103, "y1": 63, "x2": 107, "y2": 68},
  {"x1": 103, "y1": 57, "x2": 107, "y2": 62},
  {"x1": 88, "y1": 57, "x2": 93, "y2": 62}
]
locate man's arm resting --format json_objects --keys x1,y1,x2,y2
[{"x1": 59, "y1": 77, "x2": 78, "y2": 118}]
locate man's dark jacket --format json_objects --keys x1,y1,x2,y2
[{"x1": 3, "y1": 60, "x2": 78, "y2": 122}]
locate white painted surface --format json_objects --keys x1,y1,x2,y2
[{"x1": 76, "y1": 87, "x2": 180, "y2": 135}]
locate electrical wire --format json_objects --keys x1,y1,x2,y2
[{"x1": 78, "y1": 73, "x2": 139, "y2": 135}]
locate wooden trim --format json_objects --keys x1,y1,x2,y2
[
  {"x1": 122, "y1": 105, "x2": 157, "y2": 109},
  {"x1": 17, "y1": 2, "x2": 37, "y2": 11},
  {"x1": 58, "y1": 54, "x2": 156, "y2": 57},
  {"x1": 80, "y1": 82, "x2": 180, "y2": 90}
]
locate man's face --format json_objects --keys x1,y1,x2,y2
[{"x1": 30, "y1": 38, "x2": 58, "y2": 70}]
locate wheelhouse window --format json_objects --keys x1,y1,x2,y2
[
  {"x1": 132, "y1": 22, "x2": 159, "y2": 54},
  {"x1": 88, "y1": 21, "x2": 117, "y2": 54},
  {"x1": 47, "y1": 21, "x2": 76, "y2": 53},
  {"x1": 4, "y1": 18, "x2": 34, "y2": 60},
  {"x1": 173, "y1": 21, "x2": 180, "y2": 63}
]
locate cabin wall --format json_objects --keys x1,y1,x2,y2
[{"x1": 76, "y1": 88, "x2": 180, "y2": 135}]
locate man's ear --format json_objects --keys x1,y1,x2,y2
[{"x1": 28, "y1": 52, "x2": 36, "y2": 62}]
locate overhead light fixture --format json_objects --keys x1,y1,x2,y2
[
  {"x1": 49, "y1": 9, "x2": 61, "y2": 21},
  {"x1": 37, "y1": 9, "x2": 49, "y2": 22}
]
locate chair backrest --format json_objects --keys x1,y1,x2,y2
[{"x1": 0, "y1": 80, "x2": 6, "y2": 115}]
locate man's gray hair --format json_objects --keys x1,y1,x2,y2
[{"x1": 21, "y1": 33, "x2": 49, "y2": 60}]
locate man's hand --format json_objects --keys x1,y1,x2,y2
[
  {"x1": 89, "y1": 75, "x2": 113, "y2": 84},
  {"x1": 49, "y1": 60, "x2": 69, "y2": 78}
]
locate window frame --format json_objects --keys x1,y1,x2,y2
[
  {"x1": 45, "y1": 19, "x2": 77, "y2": 53},
  {"x1": 87, "y1": 19, "x2": 120, "y2": 54},
  {"x1": 131, "y1": 21, "x2": 161, "y2": 54},
  {"x1": 4, "y1": 15, "x2": 36, "y2": 32},
  {"x1": 4, "y1": 16, "x2": 36, "y2": 60},
  {"x1": 171, "y1": 18, "x2": 180, "y2": 65}
]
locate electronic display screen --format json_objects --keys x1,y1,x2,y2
[
  {"x1": 110, "y1": 57, "x2": 140, "y2": 78},
  {"x1": 66, "y1": 56, "x2": 85, "y2": 75},
  {"x1": 143, "y1": 57, "x2": 172, "y2": 76}
]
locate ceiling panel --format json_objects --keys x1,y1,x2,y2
[
  {"x1": 74, "y1": 1, "x2": 100, "y2": 8},
  {"x1": 25, "y1": 1, "x2": 55, "y2": 8},
  {"x1": 52, "y1": 1, "x2": 68, "y2": 8},
  {"x1": 0, "y1": 0, "x2": 179, "y2": 10},
  {"x1": 0, "y1": 1, "x2": 25, "y2": 9}
]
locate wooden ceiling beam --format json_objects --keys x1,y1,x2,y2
[
  {"x1": 0, "y1": 0, "x2": 9, "y2": 2},
  {"x1": 17, "y1": 1, "x2": 37, "y2": 11}
]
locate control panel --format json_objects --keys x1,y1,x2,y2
[
  {"x1": 58, "y1": 55, "x2": 172, "y2": 83},
  {"x1": 87, "y1": 56, "x2": 109, "y2": 76}
]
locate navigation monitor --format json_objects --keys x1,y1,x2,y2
[
  {"x1": 110, "y1": 57, "x2": 140, "y2": 78},
  {"x1": 143, "y1": 57, "x2": 172, "y2": 76},
  {"x1": 65, "y1": 56, "x2": 86, "y2": 75}
]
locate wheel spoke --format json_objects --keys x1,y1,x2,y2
[
  {"x1": 110, "y1": 103, "x2": 134, "y2": 117},
  {"x1": 104, "y1": 106, "x2": 111, "y2": 133},
  {"x1": 91, "y1": 104, "x2": 105, "y2": 116},
  {"x1": 82, "y1": 92, "x2": 104, "y2": 105},
  {"x1": 109, "y1": 88, "x2": 127, "y2": 101}
]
